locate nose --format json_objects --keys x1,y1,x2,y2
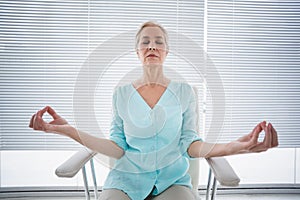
[
  {"x1": 148, "y1": 46, "x2": 156, "y2": 51},
  {"x1": 147, "y1": 40, "x2": 157, "y2": 51}
]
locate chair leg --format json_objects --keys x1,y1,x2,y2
[
  {"x1": 210, "y1": 177, "x2": 217, "y2": 200},
  {"x1": 82, "y1": 165, "x2": 90, "y2": 200},
  {"x1": 90, "y1": 158, "x2": 99, "y2": 200},
  {"x1": 206, "y1": 169, "x2": 212, "y2": 200}
]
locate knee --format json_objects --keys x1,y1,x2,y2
[{"x1": 99, "y1": 189, "x2": 131, "y2": 200}]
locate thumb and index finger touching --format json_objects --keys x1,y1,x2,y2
[
  {"x1": 46, "y1": 106, "x2": 61, "y2": 119},
  {"x1": 250, "y1": 121, "x2": 279, "y2": 151},
  {"x1": 29, "y1": 106, "x2": 60, "y2": 128},
  {"x1": 250, "y1": 121, "x2": 266, "y2": 142},
  {"x1": 36, "y1": 106, "x2": 61, "y2": 120}
]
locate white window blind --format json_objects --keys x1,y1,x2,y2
[
  {"x1": 1, "y1": 0, "x2": 299, "y2": 150},
  {"x1": 0, "y1": 0, "x2": 204, "y2": 150},
  {"x1": 205, "y1": 0, "x2": 300, "y2": 147}
]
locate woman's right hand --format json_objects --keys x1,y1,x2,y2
[
  {"x1": 29, "y1": 106, "x2": 70, "y2": 134},
  {"x1": 29, "y1": 107, "x2": 125, "y2": 159}
]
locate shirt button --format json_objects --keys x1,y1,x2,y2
[{"x1": 151, "y1": 146, "x2": 155, "y2": 150}]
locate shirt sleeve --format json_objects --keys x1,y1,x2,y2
[
  {"x1": 109, "y1": 88, "x2": 129, "y2": 151},
  {"x1": 180, "y1": 84, "x2": 202, "y2": 159}
]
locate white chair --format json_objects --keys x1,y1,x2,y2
[
  {"x1": 55, "y1": 86, "x2": 240, "y2": 199},
  {"x1": 55, "y1": 149, "x2": 239, "y2": 200}
]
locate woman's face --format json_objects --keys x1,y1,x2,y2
[{"x1": 136, "y1": 27, "x2": 168, "y2": 66}]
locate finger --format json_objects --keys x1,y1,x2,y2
[
  {"x1": 251, "y1": 122, "x2": 262, "y2": 135},
  {"x1": 33, "y1": 114, "x2": 41, "y2": 130},
  {"x1": 251, "y1": 122, "x2": 264, "y2": 141},
  {"x1": 34, "y1": 111, "x2": 43, "y2": 130},
  {"x1": 33, "y1": 112, "x2": 46, "y2": 131},
  {"x1": 47, "y1": 106, "x2": 61, "y2": 119},
  {"x1": 270, "y1": 123, "x2": 279, "y2": 147},
  {"x1": 247, "y1": 128, "x2": 261, "y2": 150},
  {"x1": 247, "y1": 122, "x2": 268, "y2": 152},
  {"x1": 36, "y1": 106, "x2": 48, "y2": 118},
  {"x1": 263, "y1": 123, "x2": 272, "y2": 149},
  {"x1": 268, "y1": 123, "x2": 273, "y2": 148},
  {"x1": 29, "y1": 114, "x2": 35, "y2": 128},
  {"x1": 260, "y1": 121, "x2": 267, "y2": 131}
]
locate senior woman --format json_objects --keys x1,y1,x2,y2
[{"x1": 29, "y1": 21, "x2": 278, "y2": 200}]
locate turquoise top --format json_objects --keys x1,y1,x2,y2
[{"x1": 103, "y1": 81, "x2": 201, "y2": 200}]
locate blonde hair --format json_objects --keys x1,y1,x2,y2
[{"x1": 135, "y1": 21, "x2": 169, "y2": 50}]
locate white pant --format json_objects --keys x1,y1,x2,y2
[{"x1": 99, "y1": 185, "x2": 200, "y2": 200}]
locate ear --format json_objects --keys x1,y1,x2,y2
[
  {"x1": 136, "y1": 50, "x2": 142, "y2": 61},
  {"x1": 136, "y1": 50, "x2": 140, "y2": 58}
]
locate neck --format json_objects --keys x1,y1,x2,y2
[{"x1": 133, "y1": 64, "x2": 170, "y2": 88}]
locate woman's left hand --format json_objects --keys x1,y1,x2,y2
[{"x1": 229, "y1": 121, "x2": 278, "y2": 154}]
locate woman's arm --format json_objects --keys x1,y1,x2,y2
[
  {"x1": 29, "y1": 106, "x2": 124, "y2": 159},
  {"x1": 188, "y1": 121, "x2": 278, "y2": 158}
]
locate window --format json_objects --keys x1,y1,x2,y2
[
  {"x1": 0, "y1": 0, "x2": 204, "y2": 150},
  {"x1": 0, "y1": 1, "x2": 299, "y2": 151},
  {"x1": 205, "y1": 0, "x2": 300, "y2": 147}
]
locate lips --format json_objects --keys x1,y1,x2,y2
[{"x1": 147, "y1": 54, "x2": 158, "y2": 57}]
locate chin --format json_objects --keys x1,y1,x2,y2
[{"x1": 144, "y1": 62, "x2": 163, "y2": 66}]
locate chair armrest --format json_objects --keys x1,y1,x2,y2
[
  {"x1": 55, "y1": 148, "x2": 96, "y2": 178},
  {"x1": 206, "y1": 157, "x2": 240, "y2": 187}
]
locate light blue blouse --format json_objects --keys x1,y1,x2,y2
[{"x1": 103, "y1": 81, "x2": 201, "y2": 200}]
